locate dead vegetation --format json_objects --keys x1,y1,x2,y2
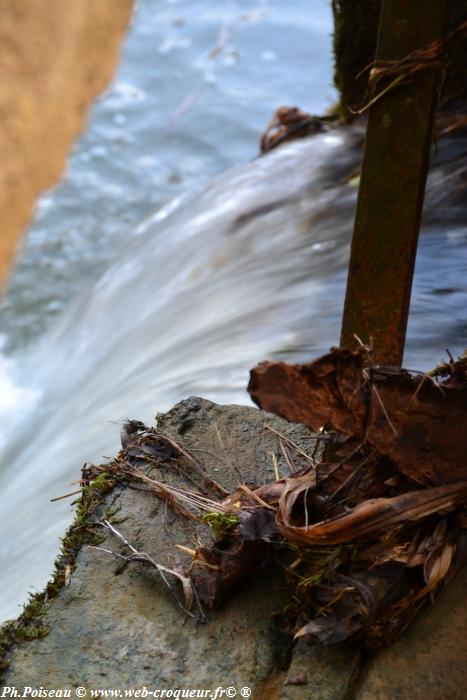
[
  {"x1": 351, "y1": 19, "x2": 467, "y2": 115},
  {"x1": 85, "y1": 349, "x2": 467, "y2": 651}
]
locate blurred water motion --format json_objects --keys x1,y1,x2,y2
[{"x1": 0, "y1": 1, "x2": 466, "y2": 621}]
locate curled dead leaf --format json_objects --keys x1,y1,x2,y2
[
  {"x1": 294, "y1": 573, "x2": 389, "y2": 643},
  {"x1": 278, "y1": 471, "x2": 318, "y2": 529},
  {"x1": 294, "y1": 616, "x2": 355, "y2": 644},
  {"x1": 278, "y1": 482, "x2": 467, "y2": 545},
  {"x1": 423, "y1": 542, "x2": 454, "y2": 590}
]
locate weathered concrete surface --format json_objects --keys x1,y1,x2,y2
[
  {"x1": 3, "y1": 399, "x2": 354, "y2": 698},
  {"x1": 356, "y1": 567, "x2": 467, "y2": 700},
  {"x1": 0, "y1": 0, "x2": 133, "y2": 290}
]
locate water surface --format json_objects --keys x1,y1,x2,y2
[{"x1": 0, "y1": 0, "x2": 466, "y2": 622}]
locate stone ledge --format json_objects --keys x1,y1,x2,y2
[{"x1": 3, "y1": 398, "x2": 466, "y2": 699}]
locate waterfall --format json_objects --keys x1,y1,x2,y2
[{"x1": 0, "y1": 126, "x2": 466, "y2": 620}]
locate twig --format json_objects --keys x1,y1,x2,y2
[
  {"x1": 353, "y1": 333, "x2": 374, "y2": 362},
  {"x1": 280, "y1": 440, "x2": 297, "y2": 474},
  {"x1": 406, "y1": 373, "x2": 430, "y2": 410},
  {"x1": 265, "y1": 424, "x2": 320, "y2": 464},
  {"x1": 120, "y1": 463, "x2": 232, "y2": 522},
  {"x1": 318, "y1": 442, "x2": 366, "y2": 483},
  {"x1": 329, "y1": 453, "x2": 373, "y2": 503},
  {"x1": 238, "y1": 484, "x2": 276, "y2": 511},
  {"x1": 271, "y1": 451, "x2": 280, "y2": 482},
  {"x1": 102, "y1": 518, "x2": 137, "y2": 552},
  {"x1": 90, "y1": 521, "x2": 205, "y2": 622},
  {"x1": 159, "y1": 429, "x2": 228, "y2": 496},
  {"x1": 348, "y1": 21, "x2": 467, "y2": 117},
  {"x1": 175, "y1": 544, "x2": 197, "y2": 557},
  {"x1": 214, "y1": 422, "x2": 243, "y2": 484},
  {"x1": 304, "y1": 486, "x2": 312, "y2": 530},
  {"x1": 122, "y1": 466, "x2": 200, "y2": 519},
  {"x1": 51, "y1": 489, "x2": 82, "y2": 502},
  {"x1": 445, "y1": 348, "x2": 455, "y2": 364},
  {"x1": 190, "y1": 447, "x2": 229, "y2": 466},
  {"x1": 350, "y1": 72, "x2": 411, "y2": 115},
  {"x1": 371, "y1": 385, "x2": 400, "y2": 437}
]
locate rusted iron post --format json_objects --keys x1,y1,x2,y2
[{"x1": 340, "y1": 0, "x2": 450, "y2": 365}]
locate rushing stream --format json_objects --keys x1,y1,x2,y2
[{"x1": 0, "y1": 1, "x2": 466, "y2": 621}]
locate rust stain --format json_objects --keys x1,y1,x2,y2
[{"x1": 340, "y1": 0, "x2": 451, "y2": 364}]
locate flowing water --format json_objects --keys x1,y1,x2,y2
[{"x1": 0, "y1": 0, "x2": 466, "y2": 621}]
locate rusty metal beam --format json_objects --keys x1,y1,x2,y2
[{"x1": 340, "y1": 0, "x2": 450, "y2": 365}]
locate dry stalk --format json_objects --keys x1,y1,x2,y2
[
  {"x1": 265, "y1": 423, "x2": 321, "y2": 464},
  {"x1": 371, "y1": 385, "x2": 400, "y2": 438},
  {"x1": 352, "y1": 20, "x2": 467, "y2": 115},
  {"x1": 157, "y1": 429, "x2": 228, "y2": 496},
  {"x1": 121, "y1": 463, "x2": 227, "y2": 518},
  {"x1": 280, "y1": 440, "x2": 298, "y2": 474},
  {"x1": 89, "y1": 520, "x2": 205, "y2": 622}
]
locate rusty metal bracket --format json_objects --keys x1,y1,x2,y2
[{"x1": 340, "y1": 0, "x2": 450, "y2": 365}]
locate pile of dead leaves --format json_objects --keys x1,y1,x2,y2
[
  {"x1": 190, "y1": 349, "x2": 467, "y2": 648},
  {"x1": 96, "y1": 349, "x2": 467, "y2": 650}
]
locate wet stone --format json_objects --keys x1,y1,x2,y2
[
  {"x1": 356, "y1": 567, "x2": 467, "y2": 700},
  {"x1": 3, "y1": 399, "x2": 352, "y2": 699}
]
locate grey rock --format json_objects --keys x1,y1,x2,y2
[
  {"x1": 281, "y1": 641, "x2": 361, "y2": 700},
  {"x1": 3, "y1": 399, "x2": 352, "y2": 699},
  {"x1": 6, "y1": 397, "x2": 467, "y2": 698},
  {"x1": 356, "y1": 567, "x2": 467, "y2": 700}
]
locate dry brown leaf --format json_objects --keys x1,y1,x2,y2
[
  {"x1": 249, "y1": 349, "x2": 467, "y2": 486},
  {"x1": 294, "y1": 616, "x2": 354, "y2": 643},
  {"x1": 278, "y1": 471, "x2": 318, "y2": 528},
  {"x1": 432, "y1": 518, "x2": 447, "y2": 543},
  {"x1": 294, "y1": 573, "x2": 389, "y2": 643},
  {"x1": 423, "y1": 542, "x2": 454, "y2": 590},
  {"x1": 278, "y1": 482, "x2": 467, "y2": 546},
  {"x1": 156, "y1": 563, "x2": 195, "y2": 610},
  {"x1": 365, "y1": 541, "x2": 425, "y2": 568}
]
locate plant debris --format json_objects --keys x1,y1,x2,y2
[
  {"x1": 89, "y1": 520, "x2": 205, "y2": 621},
  {"x1": 248, "y1": 347, "x2": 467, "y2": 486},
  {"x1": 87, "y1": 350, "x2": 467, "y2": 651},
  {"x1": 351, "y1": 19, "x2": 467, "y2": 115},
  {"x1": 259, "y1": 106, "x2": 334, "y2": 153},
  {"x1": 0, "y1": 466, "x2": 117, "y2": 680}
]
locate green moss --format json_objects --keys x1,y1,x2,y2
[
  {"x1": 0, "y1": 592, "x2": 50, "y2": 675},
  {"x1": 200, "y1": 511, "x2": 240, "y2": 537},
  {"x1": 102, "y1": 504, "x2": 127, "y2": 525},
  {"x1": 0, "y1": 471, "x2": 116, "y2": 680},
  {"x1": 332, "y1": 0, "x2": 382, "y2": 119}
]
